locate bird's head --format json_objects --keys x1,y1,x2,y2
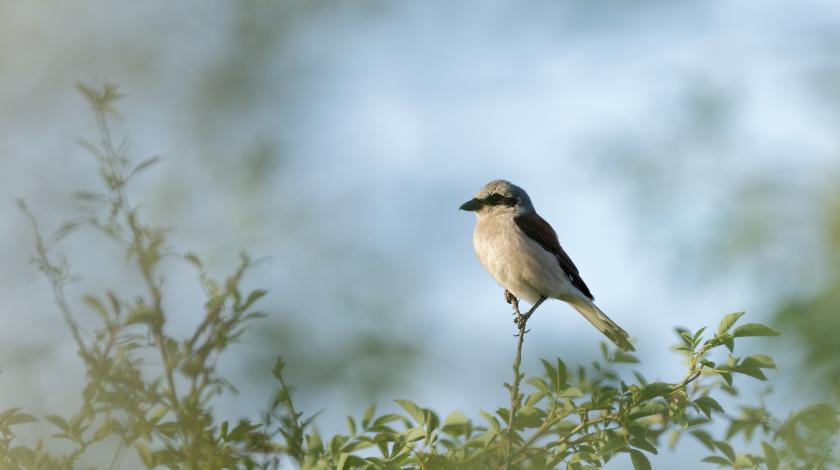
[{"x1": 459, "y1": 179, "x2": 534, "y2": 216}]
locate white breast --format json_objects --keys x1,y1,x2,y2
[{"x1": 472, "y1": 213, "x2": 574, "y2": 305}]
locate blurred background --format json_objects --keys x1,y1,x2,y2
[{"x1": 2, "y1": 0, "x2": 839, "y2": 467}]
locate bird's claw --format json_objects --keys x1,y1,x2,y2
[
  {"x1": 514, "y1": 312, "x2": 531, "y2": 330},
  {"x1": 513, "y1": 323, "x2": 531, "y2": 336},
  {"x1": 504, "y1": 290, "x2": 517, "y2": 305}
]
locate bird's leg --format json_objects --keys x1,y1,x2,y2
[
  {"x1": 524, "y1": 296, "x2": 547, "y2": 318},
  {"x1": 509, "y1": 295, "x2": 521, "y2": 317},
  {"x1": 515, "y1": 296, "x2": 547, "y2": 330},
  {"x1": 508, "y1": 295, "x2": 523, "y2": 328},
  {"x1": 504, "y1": 290, "x2": 517, "y2": 307}
]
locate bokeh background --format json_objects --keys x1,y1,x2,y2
[{"x1": 2, "y1": 1, "x2": 839, "y2": 467}]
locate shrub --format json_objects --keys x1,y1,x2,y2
[{"x1": 2, "y1": 82, "x2": 838, "y2": 469}]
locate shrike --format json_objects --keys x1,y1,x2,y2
[{"x1": 460, "y1": 179, "x2": 634, "y2": 351}]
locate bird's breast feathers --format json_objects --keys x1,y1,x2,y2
[{"x1": 473, "y1": 214, "x2": 575, "y2": 304}]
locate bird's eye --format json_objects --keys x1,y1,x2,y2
[{"x1": 486, "y1": 194, "x2": 503, "y2": 204}]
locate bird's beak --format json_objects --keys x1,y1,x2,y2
[{"x1": 459, "y1": 198, "x2": 483, "y2": 211}]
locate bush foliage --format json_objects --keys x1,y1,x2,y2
[{"x1": 2, "y1": 83, "x2": 839, "y2": 469}]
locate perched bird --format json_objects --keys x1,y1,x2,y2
[{"x1": 460, "y1": 179, "x2": 634, "y2": 351}]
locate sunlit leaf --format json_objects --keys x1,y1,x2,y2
[
  {"x1": 717, "y1": 312, "x2": 745, "y2": 335},
  {"x1": 135, "y1": 443, "x2": 155, "y2": 468},
  {"x1": 732, "y1": 323, "x2": 779, "y2": 338},
  {"x1": 394, "y1": 399, "x2": 425, "y2": 425}
]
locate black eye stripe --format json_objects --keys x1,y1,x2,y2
[{"x1": 484, "y1": 194, "x2": 518, "y2": 207}]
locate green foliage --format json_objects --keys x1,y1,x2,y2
[{"x1": 2, "y1": 83, "x2": 839, "y2": 468}]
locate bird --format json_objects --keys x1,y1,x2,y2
[{"x1": 459, "y1": 179, "x2": 634, "y2": 351}]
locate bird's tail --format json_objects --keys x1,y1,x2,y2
[{"x1": 568, "y1": 297, "x2": 635, "y2": 351}]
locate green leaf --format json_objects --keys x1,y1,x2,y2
[
  {"x1": 184, "y1": 252, "x2": 203, "y2": 269},
  {"x1": 628, "y1": 402, "x2": 668, "y2": 420},
  {"x1": 347, "y1": 416, "x2": 356, "y2": 435},
  {"x1": 72, "y1": 190, "x2": 106, "y2": 203},
  {"x1": 443, "y1": 411, "x2": 469, "y2": 428},
  {"x1": 6, "y1": 412, "x2": 37, "y2": 426},
  {"x1": 723, "y1": 335, "x2": 734, "y2": 353},
  {"x1": 629, "y1": 437, "x2": 658, "y2": 454},
  {"x1": 45, "y1": 415, "x2": 69, "y2": 432},
  {"x1": 690, "y1": 430, "x2": 715, "y2": 450},
  {"x1": 560, "y1": 387, "x2": 583, "y2": 398},
  {"x1": 307, "y1": 431, "x2": 324, "y2": 453},
  {"x1": 762, "y1": 441, "x2": 779, "y2": 470},
  {"x1": 524, "y1": 391, "x2": 545, "y2": 407},
  {"x1": 714, "y1": 440, "x2": 736, "y2": 461},
  {"x1": 741, "y1": 354, "x2": 776, "y2": 369},
  {"x1": 732, "y1": 323, "x2": 779, "y2": 338},
  {"x1": 527, "y1": 377, "x2": 549, "y2": 394},
  {"x1": 717, "y1": 312, "x2": 745, "y2": 335},
  {"x1": 337, "y1": 453, "x2": 366, "y2": 469},
  {"x1": 129, "y1": 156, "x2": 161, "y2": 178},
  {"x1": 423, "y1": 409, "x2": 440, "y2": 435},
  {"x1": 730, "y1": 365, "x2": 768, "y2": 381},
  {"x1": 694, "y1": 396, "x2": 724, "y2": 418},
  {"x1": 614, "y1": 351, "x2": 640, "y2": 363},
  {"x1": 83, "y1": 295, "x2": 110, "y2": 321},
  {"x1": 555, "y1": 357, "x2": 568, "y2": 384},
  {"x1": 148, "y1": 405, "x2": 168, "y2": 424},
  {"x1": 540, "y1": 358, "x2": 557, "y2": 381},
  {"x1": 362, "y1": 404, "x2": 376, "y2": 429},
  {"x1": 677, "y1": 329, "x2": 693, "y2": 349},
  {"x1": 272, "y1": 357, "x2": 285, "y2": 379},
  {"x1": 632, "y1": 371, "x2": 648, "y2": 385},
  {"x1": 601, "y1": 436, "x2": 629, "y2": 455},
  {"x1": 541, "y1": 358, "x2": 567, "y2": 393},
  {"x1": 93, "y1": 419, "x2": 118, "y2": 441},
  {"x1": 630, "y1": 449, "x2": 652, "y2": 470},
  {"x1": 242, "y1": 289, "x2": 268, "y2": 310},
  {"x1": 0, "y1": 408, "x2": 21, "y2": 424},
  {"x1": 478, "y1": 410, "x2": 501, "y2": 434},
  {"x1": 136, "y1": 443, "x2": 155, "y2": 468},
  {"x1": 692, "y1": 327, "x2": 707, "y2": 346},
  {"x1": 639, "y1": 382, "x2": 671, "y2": 400},
  {"x1": 226, "y1": 421, "x2": 252, "y2": 442},
  {"x1": 403, "y1": 427, "x2": 425, "y2": 442},
  {"x1": 701, "y1": 455, "x2": 732, "y2": 466},
  {"x1": 125, "y1": 306, "x2": 160, "y2": 326},
  {"x1": 394, "y1": 399, "x2": 425, "y2": 425}
]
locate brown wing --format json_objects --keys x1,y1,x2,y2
[{"x1": 514, "y1": 213, "x2": 594, "y2": 300}]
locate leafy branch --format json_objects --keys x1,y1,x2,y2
[{"x1": 2, "y1": 82, "x2": 838, "y2": 469}]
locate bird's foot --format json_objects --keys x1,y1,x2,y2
[
  {"x1": 514, "y1": 312, "x2": 531, "y2": 330},
  {"x1": 504, "y1": 290, "x2": 517, "y2": 305},
  {"x1": 512, "y1": 296, "x2": 547, "y2": 331}
]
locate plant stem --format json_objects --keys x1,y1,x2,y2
[
  {"x1": 274, "y1": 365, "x2": 305, "y2": 463},
  {"x1": 503, "y1": 298, "x2": 529, "y2": 470},
  {"x1": 510, "y1": 414, "x2": 614, "y2": 465}
]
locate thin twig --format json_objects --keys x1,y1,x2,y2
[
  {"x1": 94, "y1": 107, "x2": 194, "y2": 465},
  {"x1": 273, "y1": 362, "x2": 306, "y2": 464},
  {"x1": 107, "y1": 441, "x2": 124, "y2": 470},
  {"x1": 19, "y1": 202, "x2": 93, "y2": 362},
  {"x1": 510, "y1": 414, "x2": 614, "y2": 464},
  {"x1": 503, "y1": 296, "x2": 546, "y2": 469},
  {"x1": 503, "y1": 302, "x2": 526, "y2": 469}
]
